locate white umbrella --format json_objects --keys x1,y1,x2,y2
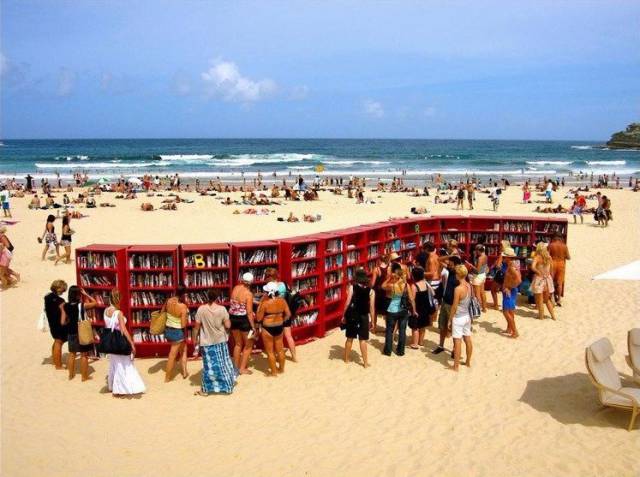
[
  {"x1": 128, "y1": 177, "x2": 142, "y2": 185},
  {"x1": 593, "y1": 260, "x2": 640, "y2": 281}
]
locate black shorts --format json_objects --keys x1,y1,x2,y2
[
  {"x1": 375, "y1": 293, "x2": 390, "y2": 315},
  {"x1": 283, "y1": 318, "x2": 292, "y2": 328},
  {"x1": 68, "y1": 334, "x2": 93, "y2": 353},
  {"x1": 345, "y1": 314, "x2": 369, "y2": 341},
  {"x1": 229, "y1": 314, "x2": 251, "y2": 332},
  {"x1": 409, "y1": 313, "x2": 430, "y2": 330}
]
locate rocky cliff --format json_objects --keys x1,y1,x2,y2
[{"x1": 606, "y1": 123, "x2": 640, "y2": 149}]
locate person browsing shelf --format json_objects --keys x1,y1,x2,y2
[
  {"x1": 230, "y1": 273, "x2": 257, "y2": 375},
  {"x1": 501, "y1": 248, "x2": 522, "y2": 338},
  {"x1": 342, "y1": 268, "x2": 375, "y2": 367},
  {"x1": 164, "y1": 286, "x2": 189, "y2": 382},
  {"x1": 382, "y1": 264, "x2": 416, "y2": 357},
  {"x1": 433, "y1": 255, "x2": 462, "y2": 355},
  {"x1": 61, "y1": 286, "x2": 98, "y2": 381},
  {"x1": 44, "y1": 280, "x2": 68, "y2": 369},
  {"x1": 547, "y1": 233, "x2": 570, "y2": 307},
  {"x1": 256, "y1": 282, "x2": 291, "y2": 376},
  {"x1": 531, "y1": 242, "x2": 556, "y2": 321},
  {"x1": 264, "y1": 267, "x2": 297, "y2": 362}
]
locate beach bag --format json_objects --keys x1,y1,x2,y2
[
  {"x1": 468, "y1": 293, "x2": 482, "y2": 321},
  {"x1": 399, "y1": 285, "x2": 411, "y2": 316},
  {"x1": 37, "y1": 311, "x2": 49, "y2": 333},
  {"x1": 97, "y1": 313, "x2": 131, "y2": 355},
  {"x1": 77, "y1": 304, "x2": 94, "y2": 345},
  {"x1": 150, "y1": 308, "x2": 167, "y2": 335}
]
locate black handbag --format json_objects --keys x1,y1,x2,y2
[{"x1": 97, "y1": 325, "x2": 132, "y2": 355}]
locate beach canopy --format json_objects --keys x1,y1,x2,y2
[
  {"x1": 592, "y1": 260, "x2": 640, "y2": 281},
  {"x1": 127, "y1": 177, "x2": 142, "y2": 185},
  {"x1": 97, "y1": 177, "x2": 110, "y2": 184}
]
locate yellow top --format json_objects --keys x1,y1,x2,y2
[{"x1": 165, "y1": 312, "x2": 182, "y2": 329}]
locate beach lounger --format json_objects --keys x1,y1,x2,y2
[
  {"x1": 585, "y1": 337, "x2": 639, "y2": 431},
  {"x1": 628, "y1": 329, "x2": 640, "y2": 384}
]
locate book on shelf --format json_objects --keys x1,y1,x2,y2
[
  {"x1": 184, "y1": 271, "x2": 229, "y2": 287},
  {"x1": 292, "y1": 262, "x2": 316, "y2": 278},
  {"x1": 470, "y1": 232, "x2": 499, "y2": 244},
  {"x1": 503, "y1": 221, "x2": 532, "y2": 232},
  {"x1": 80, "y1": 273, "x2": 115, "y2": 287},
  {"x1": 292, "y1": 277, "x2": 317, "y2": 293},
  {"x1": 237, "y1": 268, "x2": 269, "y2": 282},
  {"x1": 293, "y1": 311, "x2": 318, "y2": 327},
  {"x1": 240, "y1": 249, "x2": 277, "y2": 264},
  {"x1": 539, "y1": 223, "x2": 566, "y2": 234},
  {"x1": 77, "y1": 252, "x2": 117, "y2": 269},
  {"x1": 129, "y1": 253, "x2": 173, "y2": 269},
  {"x1": 325, "y1": 287, "x2": 341, "y2": 301},
  {"x1": 130, "y1": 291, "x2": 170, "y2": 307},
  {"x1": 183, "y1": 252, "x2": 229, "y2": 268},
  {"x1": 291, "y1": 244, "x2": 317, "y2": 259},
  {"x1": 133, "y1": 329, "x2": 169, "y2": 343},
  {"x1": 324, "y1": 254, "x2": 343, "y2": 269},
  {"x1": 325, "y1": 239, "x2": 343, "y2": 254},
  {"x1": 346, "y1": 250, "x2": 360, "y2": 265},
  {"x1": 130, "y1": 272, "x2": 173, "y2": 288},
  {"x1": 325, "y1": 271, "x2": 343, "y2": 286},
  {"x1": 91, "y1": 292, "x2": 110, "y2": 306},
  {"x1": 185, "y1": 290, "x2": 229, "y2": 306}
]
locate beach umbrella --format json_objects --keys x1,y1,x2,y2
[
  {"x1": 97, "y1": 177, "x2": 110, "y2": 184},
  {"x1": 592, "y1": 260, "x2": 640, "y2": 281},
  {"x1": 315, "y1": 164, "x2": 325, "y2": 173},
  {"x1": 128, "y1": 177, "x2": 142, "y2": 185}
]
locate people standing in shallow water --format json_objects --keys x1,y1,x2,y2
[{"x1": 342, "y1": 268, "x2": 375, "y2": 367}]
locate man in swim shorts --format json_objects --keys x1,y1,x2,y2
[{"x1": 547, "y1": 233, "x2": 570, "y2": 306}]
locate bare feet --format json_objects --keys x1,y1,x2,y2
[
  {"x1": 239, "y1": 369, "x2": 253, "y2": 375},
  {"x1": 194, "y1": 390, "x2": 208, "y2": 397}
]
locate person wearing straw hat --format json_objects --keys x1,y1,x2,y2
[
  {"x1": 229, "y1": 272, "x2": 257, "y2": 375},
  {"x1": 501, "y1": 247, "x2": 522, "y2": 338}
]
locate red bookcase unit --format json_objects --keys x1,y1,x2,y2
[
  {"x1": 76, "y1": 215, "x2": 569, "y2": 357},
  {"x1": 75, "y1": 244, "x2": 128, "y2": 330},
  {"x1": 280, "y1": 236, "x2": 323, "y2": 342},
  {"x1": 127, "y1": 245, "x2": 179, "y2": 358}
]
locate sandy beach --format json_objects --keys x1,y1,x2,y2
[{"x1": 1, "y1": 184, "x2": 639, "y2": 477}]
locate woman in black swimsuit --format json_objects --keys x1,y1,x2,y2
[
  {"x1": 55, "y1": 216, "x2": 73, "y2": 265},
  {"x1": 370, "y1": 254, "x2": 390, "y2": 333},
  {"x1": 256, "y1": 282, "x2": 291, "y2": 376}
]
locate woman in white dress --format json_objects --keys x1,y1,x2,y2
[{"x1": 104, "y1": 289, "x2": 146, "y2": 397}]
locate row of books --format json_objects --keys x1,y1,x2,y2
[
  {"x1": 471, "y1": 233, "x2": 500, "y2": 244},
  {"x1": 293, "y1": 311, "x2": 318, "y2": 327},
  {"x1": 325, "y1": 271, "x2": 343, "y2": 286},
  {"x1": 346, "y1": 250, "x2": 360, "y2": 265},
  {"x1": 183, "y1": 252, "x2": 229, "y2": 268},
  {"x1": 91, "y1": 293, "x2": 111, "y2": 306},
  {"x1": 503, "y1": 233, "x2": 532, "y2": 245},
  {"x1": 292, "y1": 244, "x2": 317, "y2": 259},
  {"x1": 80, "y1": 273, "x2": 115, "y2": 287},
  {"x1": 184, "y1": 271, "x2": 229, "y2": 287},
  {"x1": 132, "y1": 330, "x2": 176, "y2": 343},
  {"x1": 367, "y1": 244, "x2": 379, "y2": 259},
  {"x1": 130, "y1": 291, "x2": 169, "y2": 307},
  {"x1": 237, "y1": 268, "x2": 270, "y2": 282},
  {"x1": 325, "y1": 255, "x2": 343, "y2": 269},
  {"x1": 240, "y1": 249, "x2": 278, "y2": 264},
  {"x1": 325, "y1": 287, "x2": 341, "y2": 301},
  {"x1": 292, "y1": 262, "x2": 317, "y2": 278},
  {"x1": 184, "y1": 291, "x2": 229, "y2": 305},
  {"x1": 325, "y1": 239, "x2": 343, "y2": 254},
  {"x1": 292, "y1": 277, "x2": 317, "y2": 293},
  {"x1": 129, "y1": 272, "x2": 173, "y2": 288},
  {"x1": 503, "y1": 221, "x2": 532, "y2": 232},
  {"x1": 540, "y1": 223, "x2": 566, "y2": 234},
  {"x1": 129, "y1": 254, "x2": 173, "y2": 269},
  {"x1": 419, "y1": 234, "x2": 436, "y2": 245},
  {"x1": 77, "y1": 252, "x2": 117, "y2": 269},
  {"x1": 441, "y1": 232, "x2": 467, "y2": 244}
]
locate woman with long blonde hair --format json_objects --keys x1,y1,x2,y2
[
  {"x1": 531, "y1": 242, "x2": 556, "y2": 320},
  {"x1": 382, "y1": 263, "x2": 416, "y2": 356}
]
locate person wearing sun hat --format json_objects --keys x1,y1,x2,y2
[
  {"x1": 229, "y1": 271, "x2": 257, "y2": 374},
  {"x1": 501, "y1": 247, "x2": 522, "y2": 338}
]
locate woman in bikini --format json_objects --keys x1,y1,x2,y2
[
  {"x1": 256, "y1": 282, "x2": 291, "y2": 376},
  {"x1": 54, "y1": 216, "x2": 74, "y2": 265},
  {"x1": 466, "y1": 244, "x2": 488, "y2": 312},
  {"x1": 370, "y1": 254, "x2": 391, "y2": 333},
  {"x1": 229, "y1": 272, "x2": 256, "y2": 375},
  {"x1": 264, "y1": 267, "x2": 297, "y2": 362},
  {"x1": 40, "y1": 214, "x2": 60, "y2": 261},
  {"x1": 164, "y1": 286, "x2": 190, "y2": 381},
  {"x1": 531, "y1": 242, "x2": 556, "y2": 321}
]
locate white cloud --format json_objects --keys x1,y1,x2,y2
[
  {"x1": 201, "y1": 59, "x2": 276, "y2": 102},
  {"x1": 289, "y1": 85, "x2": 309, "y2": 101},
  {"x1": 57, "y1": 68, "x2": 76, "y2": 97},
  {"x1": 363, "y1": 99, "x2": 384, "y2": 118}
]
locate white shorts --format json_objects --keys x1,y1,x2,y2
[
  {"x1": 452, "y1": 315, "x2": 472, "y2": 339},
  {"x1": 471, "y1": 273, "x2": 486, "y2": 286}
]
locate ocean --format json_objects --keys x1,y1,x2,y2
[{"x1": 0, "y1": 138, "x2": 638, "y2": 181}]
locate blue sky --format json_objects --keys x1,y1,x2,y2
[{"x1": 1, "y1": 0, "x2": 639, "y2": 140}]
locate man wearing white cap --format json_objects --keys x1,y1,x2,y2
[{"x1": 229, "y1": 272, "x2": 257, "y2": 374}]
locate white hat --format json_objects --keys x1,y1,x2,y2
[
  {"x1": 263, "y1": 282, "x2": 279, "y2": 296},
  {"x1": 242, "y1": 272, "x2": 254, "y2": 283}
]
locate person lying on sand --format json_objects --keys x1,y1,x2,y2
[
  {"x1": 287, "y1": 212, "x2": 299, "y2": 222},
  {"x1": 534, "y1": 204, "x2": 569, "y2": 214},
  {"x1": 303, "y1": 214, "x2": 321, "y2": 222},
  {"x1": 98, "y1": 202, "x2": 115, "y2": 207},
  {"x1": 140, "y1": 203, "x2": 154, "y2": 211},
  {"x1": 160, "y1": 203, "x2": 177, "y2": 210}
]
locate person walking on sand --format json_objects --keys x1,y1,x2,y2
[
  {"x1": 54, "y1": 216, "x2": 74, "y2": 265},
  {"x1": 531, "y1": 243, "x2": 556, "y2": 320},
  {"x1": 61, "y1": 286, "x2": 98, "y2": 381},
  {"x1": 39, "y1": 214, "x2": 60, "y2": 261},
  {"x1": 501, "y1": 248, "x2": 522, "y2": 338},
  {"x1": 256, "y1": 282, "x2": 290, "y2": 376},
  {"x1": 104, "y1": 289, "x2": 145, "y2": 396},
  {"x1": 44, "y1": 280, "x2": 68, "y2": 369},
  {"x1": 547, "y1": 233, "x2": 570, "y2": 306},
  {"x1": 456, "y1": 185, "x2": 465, "y2": 210},
  {"x1": 192, "y1": 289, "x2": 236, "y2": 395},
  {"x1": 229, "y1": 273, "x2": 257, "y2": 375},
  {"x1": 342, "y1": 268, "x2": 375, "y2": 367},
  {"x1": 447, "y1": 265, "x2": 473, "y2": 371},
  {"x1": 466, "y1": 182, "x2": 475, "y2": 209},
  {"x1": 164, "y1": 286, "x2": 189, "y2": 381},
  {"x1": 0, "y1": 186, "x2": 11, "y2": 218}
]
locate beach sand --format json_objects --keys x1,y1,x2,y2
[{"x1": 1, "y1": 185, "x2": 639, "y2": 476}]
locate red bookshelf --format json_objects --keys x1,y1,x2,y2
[
  {"x1": 75, "y1": 244, "x2": 128, "y2": 331},
  {"x1": 76, "y1": 215, "x2": 569, "y2": 357},
  {"x1": 280, "y1": 236, "x2": 322, "y2": 342},
  {"x1": 127, "y1": 245, "x2": 179, "y2": 357}
]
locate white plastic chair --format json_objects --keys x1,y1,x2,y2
[{"x1": 628, "y1": 328, "x2": 640, "y2": 384}]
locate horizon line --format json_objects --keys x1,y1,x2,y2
[{"x1": 0, "y1": 137, "x2": 606, "y2": 142}]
